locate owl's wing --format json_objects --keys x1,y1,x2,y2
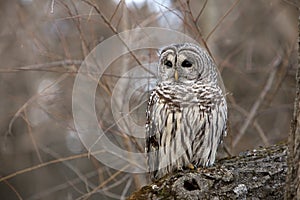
[
  {"x1": 146, "y1": 90, "x2": 157, "y2": 150},
  {"x1": 191, "y1": 90, "x2": 228, "y2": 167},
  {"x1": 217, "y1": 98, "x2": 228, "y2": 141},
  {"x1": 206, "y1": 97, "x2": 227, "y2": 165},
  {"x1": 145, "y1": 90, "x2": 159, "y2": 176}
]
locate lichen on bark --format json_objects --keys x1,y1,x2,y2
[{"x1": 128, "y1": 144, "x2": 288, "y2": 200}]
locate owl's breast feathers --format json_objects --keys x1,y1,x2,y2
[
  {"x1": 151, "y1": 82, "x2": 224, "y2": 112},
  {"x1": 145, "y1": 81, "x2": 225, "y2": 147}
]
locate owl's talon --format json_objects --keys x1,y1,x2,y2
[
  {"x1": 177, "y1": 166, "x2": 184, "y2": 172},
  {"x1": 187, "y1": 163, "x2": 195, "y2": 170}
]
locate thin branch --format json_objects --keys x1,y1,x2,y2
[
  {"x1": 233, "y1": 56, "x2": 282, "y2": 147},
  {"x1": 183, "y1": 0, "x2": 214, "y2": 61},
  {"x1": 0, "y1": 60, "x2": 82, "y2": 73},
  {"x1": 53, "y1": 17, "x2": 72, "y2": 59},
  {"x1": 38, "y1": 144, "x2": 96, "y2": 193},
  {"x1": 0, "y1": 150, "x2": 104, "y2": 183},
  {"x1": 7, "y1": 74, "x2": 70, "y2": 136},
  {"x1": 230, "y1": 101, "x2": 269, "y2": 146},
  {"x1": 206, "y1": 0, "x2": 240, "y2": 41},
  {"x1": 27, "y1": 170, "x2": 98, "y2": 200},
  {"x1": 76, "y1": 165, "x2": 129, "y2": 200},
  {"x1": 82, "y1": 0, "x2": 154, "y2": 76},
  {"x1": 88, "y1": 96, "x2": 149, "y2": 160},
  {"x1": 282, "y1": 0, "x2": 300, "y2": 8},
  {"x1": 63, "y1": 0, "x2": 90, "y2": 57},
  {"x1": 121, "y1": 177, "x2": 133, "y2": 199},
  {"x1": 110, "y1": 0, "x2": 123, "y2": 22},
  {"x1": 195, "y1": 0, "x2": 208, "y2": 22},
  {"x1": 22, "y1": 111, "x2": 43, "y2": 163},
  {"x1": 3, "y1": 180, "x2": 23, "y2": 200}
]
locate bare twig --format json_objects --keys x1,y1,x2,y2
[
  {"x1": 121, "y1": 177, "x2": 133, "y2": 200},
  {"x1": 76, "y1": 165, "x2": 129, "y2": 200},
  {"x1": 183, "y1": 0, "x2": 214, "y2": 61},
  {"x1": 38, "y1": 144, "x2": 96, "y2": 193},
  {"x1": 195, "y1": 0, "x2": 208, "y2": 22},
  {"x1": 206, "y1": 0, "x2": 241, "y2": 41},
  {"x1": 62, "y1": 0, "x2": 90, "y2": 57},
  {"x1": 7, "y1": 74, "x2": 70, "y2": 136},
  {"x1": 22, "y1": 111, "x2": 43, "y2": 163},
  {"x1": 0, "y1": 60, "x2": 82, "y2": 73},
  {"x1": 82, "y1": 0, "x2": 154, "y2": 76},
  {"x1": 3, "y1": 180, "x2": 23, "y2": 200},
  {"x1": 28, "y1": 170, "x2": 131, "y2": 200},
  {"x1": 88, "y1": 95, "x2": 149, "y2": 158},
  {"x1": 233, "y1": 56, "x2": 282, "y2": 147},
  {"x1": 230, "y1": 101, "x2": 269, "y2": 146},
  {"x1": 110, "y1": 0, "x2": 123, "y2": 22},
  {"x1": 0, "y1": 150, "x2": 104, "y2": 183},
  {"x1": 282, "y1": 0, "x2": 300, "y2": 8}
]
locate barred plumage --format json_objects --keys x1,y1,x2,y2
[{"x1": 146, "y1": 43, "x2": 227, "y2": 180}]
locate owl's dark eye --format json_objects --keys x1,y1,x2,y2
[
  {"x1": 164, "y1": 60, "x2": 173, "y2": 68},
  {"x1": 182, "y1": 60, "x2": 192, "y2": 68}
]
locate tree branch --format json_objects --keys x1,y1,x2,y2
[{"x1": 128, "y1": 144, "x2": 287, "y2": 199}]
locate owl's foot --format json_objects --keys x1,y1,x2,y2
[
  {"x1": 183, "y1": 163, "x2": 197, "y2": 171},
  {"x1": 177, "y1": 164, "x2": 198, "y2": 173},
  {"x1": 176, "y1": 166, "x2": 184, "y2": 172},
  {"x1": 187, "y1": 163, "x2": 196, "y2": 170}
]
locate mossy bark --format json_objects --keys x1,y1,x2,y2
[{"x1": 128, "y1": 144, "x2": 287, "y2": 200}]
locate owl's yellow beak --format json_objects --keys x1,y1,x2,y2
[{"x1": 174, "y1": 70, "x2": 178, "y2": 81}]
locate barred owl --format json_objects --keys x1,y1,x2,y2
[{"x1": 146, "y1": 43, "x2": 227, "y2": 180}]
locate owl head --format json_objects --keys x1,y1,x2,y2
[{"x1": 158, "y1": 43, "x2": 218, "y2": 85}]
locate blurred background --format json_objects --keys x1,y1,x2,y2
[{"x1": 0, "y1": 0, "x2": 298, "y2": 199}]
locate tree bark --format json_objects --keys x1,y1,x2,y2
[
  {"x1": 128, "y1": 144, "x2": 288, "y2": 200},
  {"x1": 285, "y1": 11, "x2": 300, "y2": 200}
]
